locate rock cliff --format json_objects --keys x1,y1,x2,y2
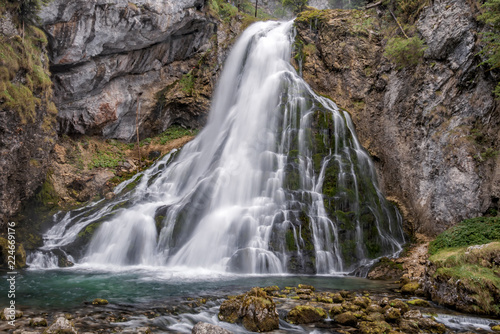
[
  {"x1": 295, "y1": 0, "x2": 500, "y2": 235},
  {"x1": 40, "y1": 0, "x2": 216, "y2": 141},
  {"x1": 0, "y1": 14, "x2": 58, "y2": 227}
]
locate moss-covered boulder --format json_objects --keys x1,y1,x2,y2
[
  {"x1": 92, "y1": 298, "x2": 109, "y2": 305},
  {"x1": 359, "y1": 320, "x2": 392, "y2": 334},
  {"x1": 329, "y1": 304, "x2": 343, "y2": 316},
  {"x1": 366, "y1": 312, "x2": 385, "y2": 322},
  {"x1": 218, "y1": 287, "x2": 279, "y2": 332},
  {"x1": 331, "y1": 292, "x2": 344, "y2": 303},
  {"x1": 286, "y1": 305, "x2": 327, "y2": 324},
  {"x1": 366, "y1": 304, "x2": 383, "y2": 313},
  {"x1": 1, "y1": 307, "x2": 23, "y2": 321},
  {"x1": 386, "y1": 299, "x2": 409, "y2": 314},
  {"x1": 401, "y1": 281, "x2": 420, "y2": 295},
  {"x1": 334, "y1": 311, "x2": 358, "y2": 326},
  {"x1": 384, "y1": 307, "x2": 401, "y2": 323},
  {"x1": 353, "y1": 296, "x2": 371, "y2": 309}
]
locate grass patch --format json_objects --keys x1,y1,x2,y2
[
  {"x1": 384, "y1": 36, "x2": 426, "y2": 69},
  {"x1": 428, "y1": 216, "x2": 500, "y2": 255}
]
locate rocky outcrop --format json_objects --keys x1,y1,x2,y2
[
  {"x1": 40, "y1": 0, "x2": 217, "y2": 140},
  {"x1": 296, "y1": 0, "x2": 500, "y2": 235}
]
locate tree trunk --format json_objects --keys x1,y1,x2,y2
[{"x1": 255, "y1": 0, "x2": 258, "y2": 17}]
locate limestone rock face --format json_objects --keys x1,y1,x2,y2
[
  {"x1": 40, "y1": 0, "x2": 216, "y2": 140},
  {"x1": 296, "y1": 0, "x2": 500, "y2": 235}
]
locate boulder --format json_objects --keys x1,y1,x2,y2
[
  {"x1": 286, "y1": 305, "x2": 327, "y2": 324},
  {"x1": 218, "y1": 288, "x2": 279, "y2": 332},
  {"x1": 43, "y1": 317, "x2": 77, "y2": 334},
  {"x1": 334, "y1": 311, "x2": 358, "y2": 326}
]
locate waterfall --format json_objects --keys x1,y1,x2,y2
[{"x1": 29, "y1": 20, "x2": 405, "y2": 275}]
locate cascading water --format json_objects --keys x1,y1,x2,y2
[{"x1": 29, "y1": 20, "x2": 405, "y2": 275}]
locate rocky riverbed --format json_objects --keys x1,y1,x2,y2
[{"x1": 1, "y1": 280, "x2": 499, "y2": 334}]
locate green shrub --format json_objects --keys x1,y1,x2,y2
[
  {"x1": 428, "y1": 216, "x2": 500, "y2": 255},
  {"x1": 179, "y1": 72, "x2": 194, "y2": 94},
  {"x1": 384, "y1": 36, "x2": 426, "y2": 69}
]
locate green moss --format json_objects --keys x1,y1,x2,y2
[
  {"x1": 299, "y1": 210, "x2": 315, "y2": 251},
  {"x1": 35, "y1": 173, "x2": 58, "y2": 206},
  {"x1": 159, "y1": 125, "x2": 198, "y2": 145},
  {"x1": 428, "y1": 216, "x2": 500, "y2": 255},
  {"x1": 285, "y1": 228, "x2": 298, "y2": 251}
]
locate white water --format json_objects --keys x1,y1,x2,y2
[{"x1": 29, "y1": 21, "x2": 404, "y2": 274}]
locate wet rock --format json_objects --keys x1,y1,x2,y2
[
  {"x1": 218, "y1": 288, "x2": 279, "y2": 332},
  {"x1": 192, "y1": 322, "x2": 233, "y2": 334},
  {"x1": 416, "y1": 317, "x2": 446, "y2": 334},
  {"x1": 401, "y1": 282, "x2": 420, "y2": 295},
  {"x1": 353, "y1": 296, "x2": 370, "y2": 309},
  {"x1": 297, "y1": 284, "x2": 315, "y2": 291},
  {"x1": 334, "y1": 311, "x2": 358, "y2": 326},
  {"x1": 366, "y1": 304, "x2": 383, "y2": 313},
  {"x1": 342, "y1": 301, "x2": 361, "y2": 312},
  {"x1": 329, "y1": 304, "x2": 343, "y2": 316},
  {"x1": 104, "y1": 192, "x2": 115, "y2": 200},
  {"x1": 286, "y1": 305, "x2": 327, "y2": 324},
  {"x1": 366, "y1": 312, "x2": 385, "y2": 322},
  {"x1": 359, "y1": 320, "x2": 392, "y2": 334},
  {"x1": 406, "y1": 299, "x2": 430, "y2": 307},
  {"x1": 1, "y1": 307, "x2": 23, "y2": 321},
  {"x1": 29, "y1": 317, "x2": 48, "y2": 327},
  {"x1": 43, "y1": 317, "x2": 77, "y2": 334},
  {"x1": 386, "y1": 299, "x2": 409, "y2": 314},
  {"x1": 331, "y1": 292, "x2": 344, "y2": 303},
  {"x1": 296, "y1": 288, "x2": 313, "y2": 295},
  {"x1": 92, "y1": 298, "x2": 109, "y2": 305},
  {"x1": 384, "y1": 307, "x2": 401, "y2": 323},
  {"x1": 316, "y1": 293, "x2": 333, "y2": 303}
]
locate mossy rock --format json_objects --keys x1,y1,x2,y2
[
  {"x1": 387, "y1": 299, "x2": 409, "y2": 314},
  {"x1": 334, "y1": 311, "x2": 358, "y2": 326},
  {"x1": 353, "y1": 296, "x2": 371, "y2": 309},
  {"x1": 366, "y1": 304, "x2": 383, "y2": 313},
  {"x1": 366, "y1": 312, "x2": 385, "y2": 322},
  {"x1": 384, "y1": 307, "x2": 401, "y2": 322},
  {"x1": 406, "y1": 299, "x2": 430, "y2": 307},
  {"x1": 297, "y1": 284, "x2": 315, "y2": 291},
  {"x1": 401, "y1": 281, "x2": 420, "y2": 295},
  {"x1": 359, "y1": 320, "x2": 392, "y2": 334},
  {"x1": 331, "y1": 292, "x2": 344, "y2": 303},
  {"x1": 92, "y1": 298, "x2": 109, "y2": 305},
  {"x1": 492, "y1": 325, "x2": 500, "y2": 332},
  {"x1": 286, "y1": 305, "x2": 327, "y2": 324},
  {"x1": 329, "y1": 304, "x2": 343, "y2": 316},
  {"x1": 219, "y1": 287, "x2": 279, "y2": 332}
]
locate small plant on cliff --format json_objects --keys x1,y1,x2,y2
[
  {"x1": 428, "y1": 216, "x2": 500, "y2": 255},
  {"x1": 384, "y1": 36, "x2": 426, "y2": 69}
]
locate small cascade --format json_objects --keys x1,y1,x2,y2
[{"x1": 29, "y1": 20, "x2": 405, "y2": 274}]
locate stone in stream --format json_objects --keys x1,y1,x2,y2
[
  {"x1": 192, "y1": 322, "x2": 233, "y2": 334},
  {"x1": 286, "y1": 305, "x2": 327, "y2": 324},
  {"x1": 218, "y1": 288, "x2": 279, "y2": 332},
  {"x1": 43, "y1": 317, "x2": 77, "y2": 334}
]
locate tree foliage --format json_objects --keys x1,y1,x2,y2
[
  {"x1": 282, "y1": 0, "x2": 309, "y2": 13},
  {"x1": 479, "y1": 0, "x2": 500, "y2": 97}
]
